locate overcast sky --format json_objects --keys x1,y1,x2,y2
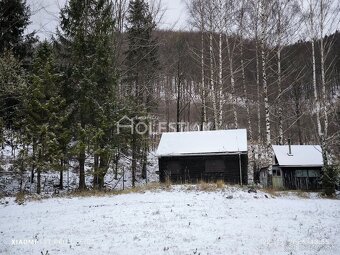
[{"x1": 26, "y1": 0, "x2": 188, "y2": 40}]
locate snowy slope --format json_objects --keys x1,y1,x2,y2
[{"x1": 0, "y1": 187, "x2": 339, "y2": 255}]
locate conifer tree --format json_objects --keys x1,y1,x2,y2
[
  {"x1": 22, "y1": 41, "x2": 65, "y2": 194},
  {"x1": 0, "y1": 51, "x2": 26, "y2": 130},
  {"x1": 0, "y1": 0, "x2": 36, "y2": 62},
  {"x1": 125, "y1": 0, "x2": 159, "y2": 185},
  {"x1": 59, "y1": 0, "x2": 117, "y2": 190}
]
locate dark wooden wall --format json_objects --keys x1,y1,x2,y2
[
  {"x1": 282, "y1": 167, "x2": 322, "y2": 190},
  {"x1": 158, "y1": 154, "x2": 248, "y2": 184}
]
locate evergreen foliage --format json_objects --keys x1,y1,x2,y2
[
  {"x1": 125, "y1": 0, "x2": 159, "y2": 185},
  {"x1": 0, "y1": 0, "x2": 36, "y2": 61},
  {"x1": 59, "y1": 0, "x2": 118, "y2": 189}
]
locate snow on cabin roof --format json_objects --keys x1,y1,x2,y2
[
  {"x1": 156, "y1": 129, "x2": 247, "y2": 157},
  {"x1": 272, "y1": 145, "x2": 323, "y2": 167}
]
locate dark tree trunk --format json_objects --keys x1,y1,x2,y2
[
  {"x1": 141, "y1": 144, "x2": 147, "y2": 179},
  {"x1": 293, "y1": 84, "x2": 303, "y2": 145},
  {"x1": 78, "y1": 150, "x2": 86, "y2": 190},
  {"x1": 297, "y1": 112, "x2": 303, "y2": 145},
  {"x1": 166, "y1": 76, "x2": 170, "y2": 132},
  {"x1": 59, "y1": 159, "x2": 63, "y2": 190},
  {"x1": 31, "y1": 143, "x2": 35, "y2": 183},
  {"x1": 131, "y1": 131, "x2": 136, "y2": 187},
  {"x1": 176, "y1": 62, "x2": 181, "y2": 132},
  {"x1": 98, "y1": 153, "x2": 108, "y2": 189},
  {"x1": 37, "y1": 147, "x2": 42, "y2": 194},
  {"x1": 31, "y1": 167, "x2": 34, "y2": 184},
  {"x1": 37, "y1": 169, "x2": 41, "y2": 194},
  {"x1": 114, "y1": 151, "x2": 119, "y2": 180},
  {"x1": 93, "y1": 153, "x2": 99, "y2": 188}
]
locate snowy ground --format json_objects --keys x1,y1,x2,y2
[{"x1": 0, "y1": 186, "x2": 339, "y2": 255}]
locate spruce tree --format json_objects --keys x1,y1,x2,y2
[
  {"x1": 58, "y1": 0, "x2": 117, "y2": 190},
  {"x1": 125, "y1": 0, "x2": 159, "y2": 108},
  {"x1": 0, "y1": 51, "x2": 26, "y2": 130},
  {"x1": 125, "y1": 0, "x2": 159, "y2": 185},
  {"x1": 22, "y1": 41, "x2": 66, "y2": 194},
  {"x1": 0, "y1": 0, "x2": 36, "y2": 62}
]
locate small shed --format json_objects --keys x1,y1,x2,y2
[
  {"x1": 156, "y1": 129, "x2": 248, "y2": 184},
  {"x1": 270, "y1": 144, "x2": 323, "y2": 190}
]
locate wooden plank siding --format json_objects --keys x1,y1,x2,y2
[
  {"x1": 159, "y1": 154, "x2": 248, "y2": 184},
  {"x1": 281, "y1": 167, "x2": 322, "y2": 190}
]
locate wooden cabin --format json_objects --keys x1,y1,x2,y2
[
  {"x1": 156, "y1": 129, "x2": 248, "y2": 184},
  {"x1": 264, "y1": 144, "x2": 323, "y2": 190}
]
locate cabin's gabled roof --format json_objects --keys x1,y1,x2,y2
[
  {"x1": 272, "y1": 145, "x2": 323, "y2": 167},
  {"x1": 156, "y1": 129, "x2": 247, "y2": 157}
]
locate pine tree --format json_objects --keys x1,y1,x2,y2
[
  {"x1": 22, "y1": 41, "x2": 65, "y2": 194},
  {"x1": 0, "y1": 51, "x2": 26, "y2": 130},
  {"x1": 0, "y1": 0, "x2": 36, "y2": 62},
  {"x1": 59, "y1": 0, "x2": 117, "y2": 190},
  {"x1": 125, "y1": 0, "x2": 159, "y2": 109},
  {"x1": 125, "y1": 0, "x2": 159, "y2": 185}
]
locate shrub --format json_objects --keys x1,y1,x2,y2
[
  {"x1": 197, "y1": 180, "x2": 225, "y2": 191},
  {"x1": 216, "y1": 180, "x2": 225, "y2": 189},
  {"x1": 15, "y1": 192, "x2": 25, "y2": 205},
  {"x1": 198, "y1": 180, "x2": 211, "y2": 191},
  {"x1": 164, "y1": 177, "x2": 172, "y2": 189},
  {"x1": 322, "y1": 165, "x2": 339, "y2": 197}
]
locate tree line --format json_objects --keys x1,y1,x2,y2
[
  {"x1": 0, "y1": 0, "x2": 339, "y2": 194},
  {"x1": 0, "y1": 0, "x2": 158, "y2": 193}
]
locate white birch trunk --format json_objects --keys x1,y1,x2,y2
[
  {"x1": 201, "y1": 29, "x2": 207, "y2": 130},
  {"x1": 310, "y1": 4, "x2": 323, "y2": 141},
  {"x1": 277, "y1": 49, "x2": 283, "y2": 145},
  {"x1": 239, "y1": 1, "x2": 253, "y2": 183},
  {"x1": 218, "y1": 33, "x2": 223, "y2": 129},
  {"x1": 226, "y1": 36, "x2": 238, "y2": 129},
  {"x1": 276, "y1": 2, "x2": 283, "y2": 145},
  {"x1": 260, "y1": 1, "x2": 272, "y2": 180},
  {"x1": 319, "y1": 0, "x2": 328, "y2": 138},
  {"x1": 210, "y1": 32, "x2": 218, "y2": 130},
  {"x1": 239, "y1": 3, "x2": 252, "y2": 142},
  {"x1": 256, "y1": 38, "x2": 261, "y2": 144},
  {"x1": 312, "y1": 39, "x2": 324, "y2": 149}
]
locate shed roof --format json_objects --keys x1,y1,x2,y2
[
  {"x1": 272, "y1": 145, "x2": 323, "y2": 167},
  {"x1": 156, "y1": 129, "x2": 247, "y2": 157}
]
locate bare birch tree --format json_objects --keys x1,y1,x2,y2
[
  {"x1": 187, "y1": 0, "x2": 208, "y2": 130},
  {"x1": 224, "y1": 0, "x2": 238, "y2": 129},
  {"x1": 259, "y1": 0, "x2": 274, "y2": 183}
]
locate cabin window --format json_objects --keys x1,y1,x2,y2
[
  {"x1": 273, "y1": 169, "x2": 281, "y2": 176},
  {"x1": 167, "y1": 161, "x2": 181, "y2": 174},
  {"x1": 205, "y1": 159, "x2": 225, "y2": 173},
  {"x1": 296, "y1": 170, "x2": 308, "y2": 177},
  {"x1": 296, "y1": 169, "x2": 320, "y2": 178}
]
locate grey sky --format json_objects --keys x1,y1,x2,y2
[{"x1": 26, "y1": 0, "x2": 188, "y2": 40}]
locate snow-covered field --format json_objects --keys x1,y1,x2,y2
[{"x1": 0, "y1": 186, "x2": 339, "y2": 255}]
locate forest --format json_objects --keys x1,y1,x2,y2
[{"x1": 0, "y1": 0, "x2": 339, "y2": 194}]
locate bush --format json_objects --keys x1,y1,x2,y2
[
  {"x1": 198, "y1": 180, "x2": 210, "y2": 191},
  {"x1": 15, "y1": 192, "x2": 25, "y2": 205},
  {"x1": 216, "y1": 180, "x2": 225, "y2": 189},
  {"x1": 322, "y1": 165, "x2": 339, "y2": 196},
  {"x1": 164, "y1": 178, "x2": 172, "y2": 189},
  {"x1": 197, "y1": 180, "x2": 225, "y2": 191}
]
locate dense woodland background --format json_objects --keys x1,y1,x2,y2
[{"x1": 0, "y1": 0, "x2": 339, "y2": 194}]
